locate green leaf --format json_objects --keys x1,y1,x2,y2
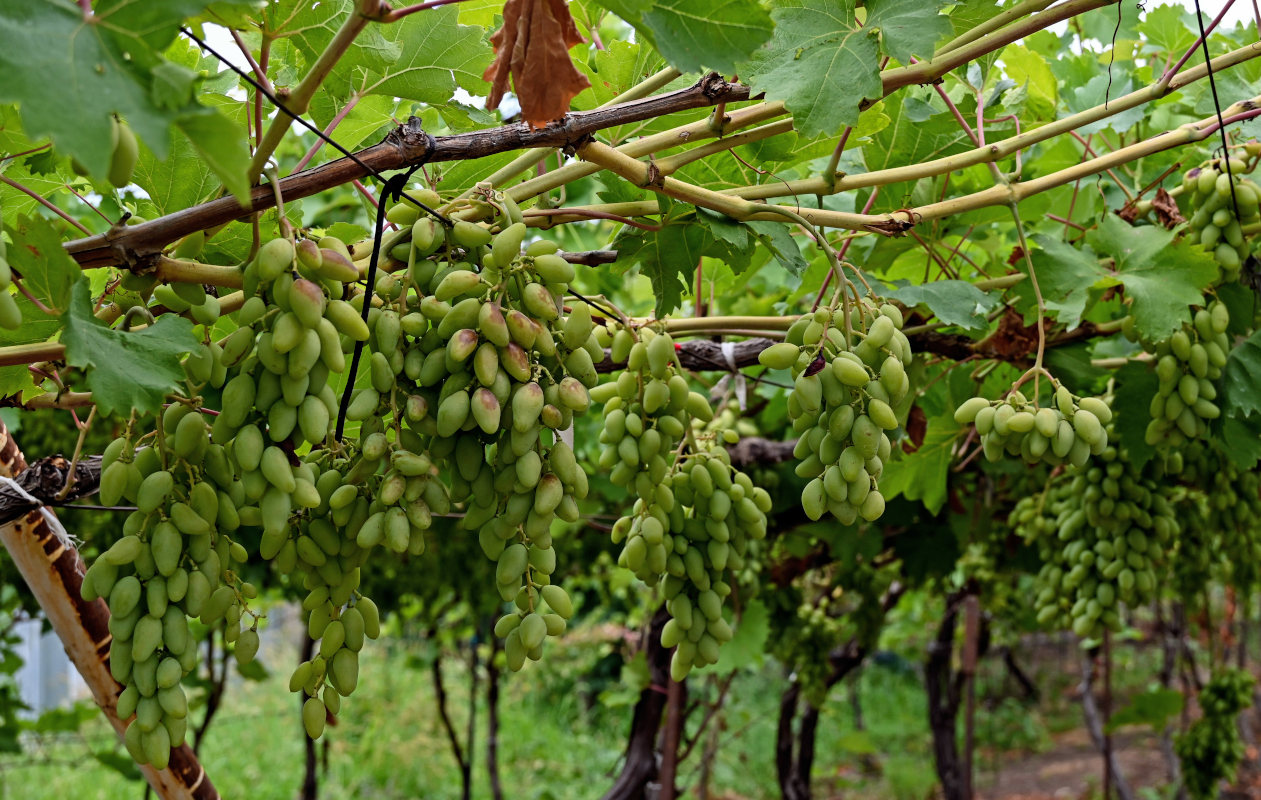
[
  {"x1": 132, "y1": 125, "x2": 218, "y2": 216},
  {"x1": 710, "y1": 599, "x2": 768, "y2": 674},
  {"x1": 999, "y1": 45, "x2": 1058, "y2": 121},
  {"x1": 865, "y1": 0, "x2": 950, "y2": 63},
  {"x1": 364, "y1": 6, "x2": 490, "y2": 105},
  {"x1": 878, "y1": 414, "x2": 959, "y2": 514},
  {"x1": 1086, "y1": 216, "x2": 1217, "y2": 343},
  {"x1": 60, "y1": 280, "x2": 199, "y2": 416},
  {"x1": 1028, "y1": 234, "x2": 1110, "y2": 330},
  {"x1": 1111, "y1": 361, "x2": 1158, "y2": 471},
  {"x1": 599, "y1": 0, "x2": 772, "y2": 75},
  {"x1": 1136, "y1": 4, "x2": 1196, "y2": 56},
  {"x1": 615, "y1": 203, "x2": 747, "y2": 316},
  {"x1": 572, "y1": 40, "x2": 664, "y2": 111},
  {"x1": 285, "y1": 0, "x2": 399, "y2": 79},
  {"x1": 882, "y1": 280, "x2": 1001, "y2": 331},
  {"x1": 0, "y1": 0, "x2": 195, "y2": 176},
  {"x1": 1221, "y1": 414, "x2": 1261, "y2": 470},
  {"x1": 1105, "y1": 687, "x2": 1183, "y2": 734},
  {"x1": 748, "y1": 221, "x2": 807, "y2": 277},
  {"x1": 742, "y1": 0, "x2": 881, "y2": 137},
  {"x1": 1224, "y1": 329, "x2": 1261, "y2": 421},
  {"x1": 865, "y1": 88, "x2": 972, "y2": 173},
  {"x1": 1067, "y1": 75, "x2": 1146, "y2": 135},
  {"x1": 6, "y1": 215, "x2": 81, "y2": 314},
  {"x1": 173, "y1": 108, "x2": 250, "y2": 203}
]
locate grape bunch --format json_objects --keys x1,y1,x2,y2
[
  {"x1": 641, "y1": 446, "x2": 770, "y2": 680},
  {"x1": 338, "y1": 209, "x2": 592, "y2": 670},
  {"x1": 1130, "y1": 301, "x2": 1230, "y2": 449},
  {"x1": 1173, "y1": 442, "x2": 1261, "y2": 593},
  {"x1": 765, "y1": 556, "x2": 894, "y2": 704},
  {"x1": 592, "y1": 326, "x2": 718, "y2": 584},
  {"x1": 954, "y1": 385, "x2": 1111, "y2": 467},
  {"x1": 1176, "y1": 668, "x2": 1254, "y2": 800},
  {"x1": 591, "y1": 324, "x2": 771, "y2": 678},
  {"x1": 1182, "y1": 160, "x2": 1260, "y2": 281},
  {"x1": 760, "y1": 302, "x2": 912, "y2": 525},
  {"x1": 1015, "y1": 439, "x2": 1180, "y2": 638},
  {"x1": 86, "y1": 365, "x2": 261, "y2": 769}
]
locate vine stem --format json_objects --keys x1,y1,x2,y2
[
  {"x1": 246, "y1": 0, "x2": 380, "y2": 182},
  {"x1": 1006, "y1": 202, "x2": 1053, "y2": 399},
  {"x1": 0, "y1": 175, "x2": 90, "y2": 235},
  {"x1": 293, "y1": 93, "x2": 364, "y2": 172},
  {"x1": 448, "y1": 66, "x2": 682, "y2": 206}
]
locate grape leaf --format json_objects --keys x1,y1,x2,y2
[
  {"x1": 1086, "y1": 215, "x2": 1218, "y2": 343},
  {"x1": 172, "y1": 109, "x2": 250, "y2": 204},
  {"x1": 284, "y1": 0, "x2": 399, "y2": 79},
  {"x1": 365, "y1": 6, "x2": 491, "y2": 105},
  {"x1": 1224, "y1": 329, "x2": 1261, "y2": 421},
  {"x1": 573, "y1": 40, "x2": 664, "y2": 111},
  {"x1": 1027, "y1": 234, "x2": 1111, "y2": 330},
  {"x1": 741, "y1": 0, "x2": 881, "y2": 137},
  {"x1": 615, "y1": 208, "x2": 742, "y2": 316},
  {"x1": 1221, "y1": 415, "x2": 1261, "y2": 470},
  {"x1": 882, "y1": 280, "x2": 1000, "y2": 331},
  {"x1": 0, "y1": 0, "x2": 215, "y2": 178},
  {"x1": 599, "y1": 0, "x2": 773, "y2": 75},
  {"x1": 1136, "y1": 4, "x2": 1197, "y2": 56},
  {"x1": 865, "y1": 0, "x2": 951, "y2": 63},
  {"x1": 131, "y1": 124, "x2": 220, "y2": 215},
  {"x1": 60, "y1": 280, "x2": 199, "y2": 416},
  {"x1": 709, "y1": 599, "x2": 768, "y2": 674},
  {"x1": 0, "y1": 294, "x2": 61, "y2": 401},
  {"x1": 1000, "y1": 45, "x2": 1058, "y2": 121},
  {"x1": 865, "y1": 89, "x2": 971, "y2": 173},
  {"x1": 1110, "y1": 361, "x2": 1158, "y2": 471},
  {"x1": 878, "y1": 414, "x2": 958, "y2": 514},
  {"x1": 6, "y1": 215, "x2": 81, "y2": 315},
  {"x1": 1105, "y1": 687, "x2": 1183, "y2": 734},
  {"x1": 748, "y1": 221, "x2": 807, "y2": 277}
]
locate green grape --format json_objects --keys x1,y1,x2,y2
[
  {"x1": 1181, "y1": 160, "x2": 1259, "y2": 282},
  {"x1": 955, "y1": 384, "x2": 1110, "y2": 467},
  {"x1": 779, "y1": 302, "x2": 910, "y2": 524},
  {"x1": 1176, "y1": 669, "x2": 1253, "y2": 800},
  {"x1": 1014, "y1": 423, "x2": 1179, "y2": 639},
  {"x1": 1126, "y1": 300, "x2": 1229, "y2": 450}
]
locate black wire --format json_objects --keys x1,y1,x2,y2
[
  {"x1": 334, "y1": 168, "x2": 420, "y2": 441},
  {"x1": 567, "y1": 290, "x2": 621, "y2": 321},
  {"x1": 178, "y1": 26, "x2": 448, "y2": 225},
  {"x1": 1192, "y1": 1, "x2": 1241, "y2": 220}
]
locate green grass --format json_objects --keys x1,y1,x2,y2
[{"x1": 0, "y1": 624, "x2": 1167, "y2": 800}]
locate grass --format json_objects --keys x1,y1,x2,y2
[{"x1": 0, "y1": 619, "x2": 1177, "y2": 800}]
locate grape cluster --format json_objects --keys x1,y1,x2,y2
[
  {"x1": 593, "y1": 327, "x2": 717, "y2": 583},
  {"x1": 340, "y1": 209, "x2": 592, "y2": 670},
  {"x1": 954, "y1": 386, "x2": 1111, "y2": 467},
  {"x1": 1172, "y1": 442, "x2": 1261, "y2": 593},
  {"x1": 1015, "y1": 439, "x2": 1180, "y2": 638},
  {"x1": 86, "y1": 363, "x2": 260, "y2": 769},
  {"x1": 632, "y1": 447, "x2": 770, "y2": 680},
  {"x1": 761, "y1": 302, "x2": 911, "y2": 525},
  {"x1": 1133, "y1": 301, "x2": 1229, "y2": 449},
  {"x1": 766, "y1": 557, "x2": 894, "y2": 705},
  {"x1": 1182, "y1": 160, "x2": 1260, "y2": 281},
  {"x1": 1176, "y1": 668, "x2": 1254, "y2": 800}
]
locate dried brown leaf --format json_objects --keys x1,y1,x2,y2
[
  {"x1": 483, "y1": 0, "x2": 591, "y2": 129},
  {"x1": 1151, "y1": 187, "x2": 1186, "y2": 229}
]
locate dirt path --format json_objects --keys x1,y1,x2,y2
[{"x1": 975, "y1": 728, "x2": 1170, "y2": 799}]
